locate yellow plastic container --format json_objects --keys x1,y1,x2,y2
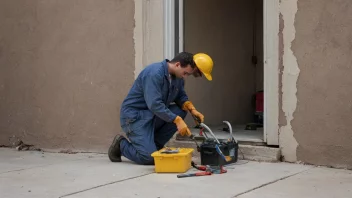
[{"x1": 151, "y1": 147, "x2": 194, "y2": 173}]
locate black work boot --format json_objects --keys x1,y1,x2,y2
[{"x1": 108, "y1": 135, "x2": 125, "y2": 162}]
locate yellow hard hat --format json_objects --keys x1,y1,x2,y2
[{"x1": 193, "y1": 53, "x2": 213, "y2": 81}]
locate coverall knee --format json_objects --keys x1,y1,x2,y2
[{"x1": 119, "y1": 104, "x2": 187, "y2": 165}]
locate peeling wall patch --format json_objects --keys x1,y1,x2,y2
[{"x1": 279, "y1": 0, "x2": 300, "y2": 162}]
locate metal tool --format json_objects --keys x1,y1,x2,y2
[
  {"x1": 177, "y1": 161, "x2": 227, "y2": 178},
  {"x1": 199, "y1": 123, "x2": 221, "y2": 144},
  {"x1": 191, "y1": 161, "x2": 227, "y2": 174},
  {"x1": 160, "y1": 147, "x2": 180, "y2": 154},
  {"x1": 189, "y1": 134, "x2": 200, "y2": 151},
  {"x1": 188, "y1": 113, "x2": 207, "y2": 150},
  {"x1": 191, "y1": 114, "x2": 201, "y2": 128},
  {"x1": 199, "y1": 121, "x2": 237, "y2": 144},
  {"x1": 176, "y1": 171, "x2": 212, "y2": 178},
  {"x1": 189, "y1": 113, "x2": 209, "y2": 139},
  {"x1": 223, "y1": 121, "x2": 237, "y2": 144}
]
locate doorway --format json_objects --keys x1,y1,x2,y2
[{"x1": 165, "y1": 0, "x2": 279, "y2": 145}]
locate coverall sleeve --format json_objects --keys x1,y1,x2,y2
[
  {"x1": 142, "y1": 72, "x2": 178, "y2": 123},
  {"x1": 175, "y1": 80, "x2": 189, "y2": 108}
]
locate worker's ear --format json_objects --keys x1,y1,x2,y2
[{"x1": 175, "y1": 62, "x2": 181, "y2": 68}]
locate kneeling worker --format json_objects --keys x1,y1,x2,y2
[{"x1": 108, "y1": 52, "x2": 214, "y2": 165}]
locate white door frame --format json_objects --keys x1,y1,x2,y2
[
  {"x1": 163, "y1": 0, "x2": 280, "y2": 145},
  {"x1": 164, "y1": 0, "x2": 185, "y2": 58},
  {"x1": 163, "y1": 0, "x2": 175, "y2": 59},
  {"x1": 263, "y1": 0, "x2": 279, "y2": 145}
]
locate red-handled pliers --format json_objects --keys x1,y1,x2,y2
[{"x1": 177, "y1": 171, "x2": 212, "y2": 178}]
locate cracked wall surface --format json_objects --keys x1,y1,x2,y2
[
  {"x1": 279, "y1": 0, "x2": 300, "y2": 162},
  {"x1": 291, "y1": 0, "x2": 352, "y2": 168},
  {"x1": 0, "y1": 0, "x2": 135, "y2": 152}
]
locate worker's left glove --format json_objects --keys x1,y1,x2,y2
[
  {"x1": 182, "y1": 101, "x2": 204, "y2": 123},
  {"x1": 173, "y1": 116, "x2": 192, "y2": 137}
]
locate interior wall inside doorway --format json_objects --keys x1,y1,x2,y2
[{"x1": 183, "y1": 0, "x2": 263, "y2": 126}]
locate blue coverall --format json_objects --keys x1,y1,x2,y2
[{"x1": 119, "y1": 59, "x2": 189, "y2": 165}]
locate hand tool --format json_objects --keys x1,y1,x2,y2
[
  {"x1": 188, "y1": 112, "x2": 206, "y2": 151},
  {"x1": 189, "y1": 112, "x2": 209, "y2": 139},
  {"x1": 191, "y1": 161, "x2": 227, "y2": 174},
  {"x1": 176, "y1": 161, "x2": 227, "y2": 178},
  {"x1": 189, "y1": 134, "x2": 200, "y2": 152},
  {"x1": 176, "y1": 171, "x2": 212, "y2": 178},
  {"x1": 191, "y1": 114, "x2": 201, "y2": 128},
  {"x1": 160, "y1": 147, "x2": 180, "y2": 154}
]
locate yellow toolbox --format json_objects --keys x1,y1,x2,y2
[{"x1": 151, "y1": 147, "x2": 194, "y2": 173}]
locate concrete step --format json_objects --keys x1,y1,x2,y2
[{"x1": 166, "y1": 138, "x2": 281, "y2": 163}]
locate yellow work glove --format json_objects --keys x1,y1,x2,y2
[
  {"x1": 182, "y1": 101, "x2": 204, "y2": 123},
  {"x1": 173, "y1": 116, "x2": 192, "y2": 137}
]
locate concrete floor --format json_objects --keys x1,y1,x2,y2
[{"x1": 1, "y1": 148, "x2": 351, "y2": 198}]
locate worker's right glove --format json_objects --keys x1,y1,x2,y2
[
  {"x1": 173, "y1": 116, "x2": 192, "y2": 137},
  {"x1": 182, "y1": 101, "x2": 204, "y2": 123}
]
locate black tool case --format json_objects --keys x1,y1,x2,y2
[
  {"x1": 198, "y1": 121, "x2": 239, "y2": 166},
  {"x1": 200, "y1": 139, "x2": 238, "y2": 166}
]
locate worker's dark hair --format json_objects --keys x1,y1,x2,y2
[{"x1": 170, "y1": 52, "x2": 196, "y2": 68}]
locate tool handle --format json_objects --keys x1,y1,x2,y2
[
  {"x1": 191, "y1": 114, "x2": 202, "y2": 127},
  {"x1": 177, "y1": 173, "x2": 196, "y2": 178},
  {"x1": 196, "y1": 172, "x2": 212, "y2": 176},
  {"x1": 195, "y1": 166, "x2": 207, "y2": 171},
  {"x1": 191, "y1": 114, "x2": 200, "y2": 122},
  {"x1": 177, "y1": 172, "x2": 211, "y2": 178},
  {"x1": 200, "y1": 123, "x2": 221, "y2": 144},
  {"x1": 223, "y1": 121, "x2": 237, "y2": 143},
  {"x1": 191, "y1": 162, "x2": 207, "y2": 171}
]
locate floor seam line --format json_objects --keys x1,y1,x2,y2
[
  {"x1": 231, "y1": 166, "x2": 317, "y2": 197},
  {"x1": 0, "y1": 157, "x2": 96, "y2": 175},
  {"x1": 59, "y1": 172, "x2": 154, "y2": 198}
]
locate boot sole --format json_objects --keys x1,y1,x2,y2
[{"x1": 108, "y1": 135, "x2": 123, "y2": 162}]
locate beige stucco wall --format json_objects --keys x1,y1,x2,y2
[
  {"x1": 278, "y1": 0, "x2": 352, "y2": 168},
  {"x1": 183, "y1": 0, "x2": 263, "y2": 126},
  {"x1": 2, "y1": 0, "x2": 352, "y2": 170},
  {"x1": 290, "y1": 0, "x2": 352, "y2": 169},
  {"x1": 134, "y1": 0, "x2": 164, "y2": 78},
  {"x1": 0, "y1": 0, "x2": 135, "y2": 152}
]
